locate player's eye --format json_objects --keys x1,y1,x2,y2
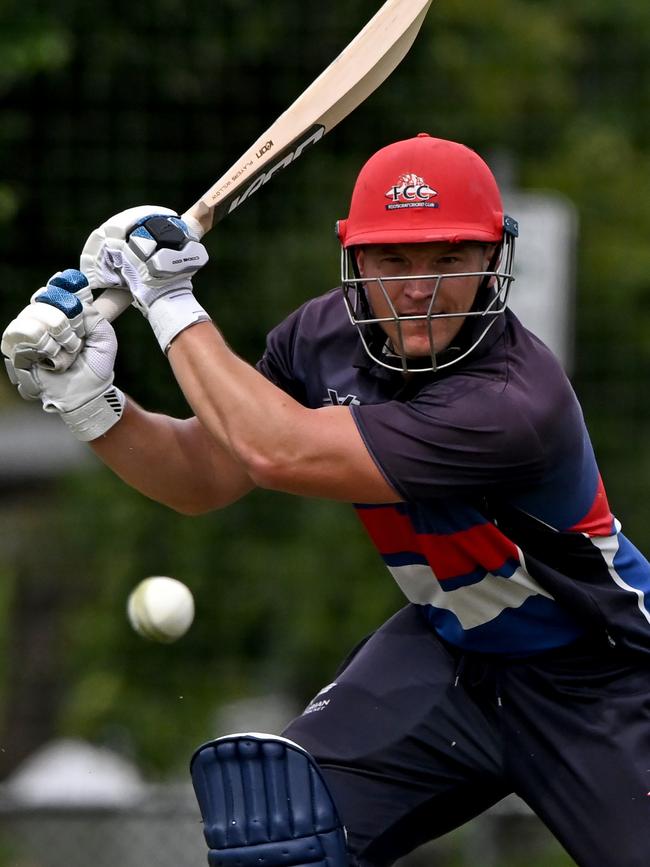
[{"x1": 381, "y1": 256, "x2": 407, "y2": 267}]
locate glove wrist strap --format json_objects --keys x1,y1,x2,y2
[
  {"x1": 145, "y1": 291, "x2": 211, "y2": 353},
  {"x1": 61, "y1": 386, "x2": 126, "y2": 441}
]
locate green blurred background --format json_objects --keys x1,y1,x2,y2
[{"x1": 1, "y1": 0, "x2": 650, "y2": 864}]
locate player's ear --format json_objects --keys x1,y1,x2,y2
[
  {"x1": 483, "y1": 243, "x2": 498, "y2": 268},
  {"x1": 355, "y1": 246, "x2": 366, "y2": 277}
]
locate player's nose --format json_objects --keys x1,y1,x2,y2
[{"x1": 402, "y1": 275, "x2": 439, "y2": 300}]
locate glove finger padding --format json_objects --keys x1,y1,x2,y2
[
  {"x1": 2, "y1": 299, "x2": 83, "y2": 372},
  {"x1": 80, "y1": 206, "x2": 210, "y2": 353},
  {"x1": 4, "y1": 357, "x2": 42, "y2": 401},
  {"x1": 1, "y1": 268, "x2": 99, "y2": 375},
  {"x1": 4, "y1": 285, "x2": 119, "y2": 413},
  {"x1": 80, "y1": 205, "x2": 179, "y2": 291},
  {"x1": 3, "y1": 269, "x2": 125, "y2": 441},
  {"x1": 36, "y1": 298, "x2": 118, "y2": 414},
  {"x1": 34, "y1": 288, "x2": 125, "y2": 440},
  {"x1": 80, "y1": 205, "x2": 206, "y2": 296}
]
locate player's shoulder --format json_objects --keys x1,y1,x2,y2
[
  {"x1": 268, "y1": 287, "x2": 348, "y2": 341},
  {"x1": 410, "y1": 310, "x2": 578, "y2": 451},
  {"x1": 502, "y1": 310, "x2": 577, "y2": 407},
  {"x1": 264, "y1": 287, "x2": 354, "y2": 367},
  {"x1": 258, "y1": 287, "x2": 353, "y2": 396}
]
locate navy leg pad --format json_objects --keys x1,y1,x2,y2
[{"x1": 190, "y1": 733, "x2": 348, "y2": 867}]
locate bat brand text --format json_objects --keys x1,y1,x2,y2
[
  {"x1": 227, "y1": 126, "x2": 325, "y2": 214},
  {"x1": 256, "y1": 140, "x2": 274, "y2": 159}
]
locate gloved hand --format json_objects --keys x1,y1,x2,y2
[
  {"x1": 80, "y1": 205, "x2": 211, "y2": 352},
  {"x1": 1, "y1": 269, "x2": 90, "y2": 373},
  {"x1": 2, "y1": 270, "x2": 125, "y2": 441}
]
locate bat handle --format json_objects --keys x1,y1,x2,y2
[
  {"x1": 94, "y1": 288, "x2": 132, "y2": 322},
  {"x1": 90, "y1": 208, "x2": 207, "y2": 323}
]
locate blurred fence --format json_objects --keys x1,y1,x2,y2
[
  {"x1": 0, "y1": 785, "x2": 574, "y2": 867},
  {"x1": 0, "y1": 784, "x2": 205, "y2": 867}
]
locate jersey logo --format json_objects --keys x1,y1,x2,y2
[
  {"x1": 303, "y1": 682, "x2": 338, "y2": 715},
  {"x1": 323, "y1": 388, "x2": 361, "y2": 407},
  {"x1": 385, "y1": 172, "x2": 439, "y2": 211}
]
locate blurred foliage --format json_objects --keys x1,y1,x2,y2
[{"x1": 1, "y1": 0, "x2": 650, "y2": 802}]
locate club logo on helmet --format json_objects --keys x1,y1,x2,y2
[{"x1": 384, "y1": 173, "x2": 438, "y2": 211}]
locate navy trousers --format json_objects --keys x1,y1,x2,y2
[{"x1": 283, "y1": 604, "x2": 650, "y2": 867}]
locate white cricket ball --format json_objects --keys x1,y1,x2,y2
[{"x1": 127, "y1": 576, "x2": 195, "y2": 643}]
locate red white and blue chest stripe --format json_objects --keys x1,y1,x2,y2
[{"x1": 356, "y1": 465, "x2": 650, "y2": 654}]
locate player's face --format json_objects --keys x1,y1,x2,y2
[{"x1": 356, "y1": 241, "x2": 495, "y2": 359}]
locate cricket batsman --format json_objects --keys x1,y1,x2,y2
[{"x1": 4, "y1": 134, "x2": 650, "y2": 866}]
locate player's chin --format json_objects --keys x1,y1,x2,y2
[
  {"x1": 383, "y1": 322, "x2": 453, "y2": 360},
  {"x1": 397, "y1": 329, "x2": 450, "y2": 359},
  {"x1": 394, "y1": 338, "x2": 434, "y2": 363}
]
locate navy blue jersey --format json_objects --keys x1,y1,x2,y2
[{"x1": 257, "y1": 289, "x2": 650, "y2": 655}]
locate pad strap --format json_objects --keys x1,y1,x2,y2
[{"x1": 190, "y1": 733, "x2": 349, "y2": 867}]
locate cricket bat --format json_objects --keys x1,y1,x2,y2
[{"x1": 94, "y1": 0, "x2": 434, "y2": 322}]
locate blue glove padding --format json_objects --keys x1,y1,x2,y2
[
  {"x1": 3, "y1": 269, "x2": 124, "y2": 441},
  {"x1": 1, "y1": 269, "x2": 94, "y2": 373}
]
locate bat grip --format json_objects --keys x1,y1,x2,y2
[
  {"x1": 91, "y1": 208, "x2": 206, "y2": 323},
  {"x1": 94, "y1": 288, "x2": 132, "y2": 322}
]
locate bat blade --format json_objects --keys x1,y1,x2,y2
[
  {"x1": 186, "y1": 0, "x2": 433, "y2": 235},
  {"x1": 94, "y1": 0, "x2": 434, "y2": 321}
]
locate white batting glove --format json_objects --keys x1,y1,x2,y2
[
  {"x1": 80, "y1": 205, "x2": 210, "y2": 353},
  {"x1": 1, "y1": 269, "x2": 91, "y2": 373},
  {"x1": 2, "y1": 270, "x2": 125, "y2": 442}
]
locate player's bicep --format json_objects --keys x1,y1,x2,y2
[
  {"x1": 253, "y1": 405, "x2": 401, "y2": 503},
  {"x1": 180, "y1": 416, "x2": 257, "y2": 508}
]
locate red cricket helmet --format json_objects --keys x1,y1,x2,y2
[
  {"x1": 337, "y1": 134, "x2": 518, "y2": 373},
  {"x1": 336, "y1": 133, "x2": 505, "y2": 247}
]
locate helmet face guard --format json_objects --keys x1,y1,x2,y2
[
  {"x1": 337, "y1": 134, "x2": 519, "y2": 373},
  {"x1": 340, "y1": 220, "x2": 517, "y2": 373}
]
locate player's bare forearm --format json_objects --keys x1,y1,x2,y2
[
  {"x1": 167, "y1": 322, "x2": 400, "y2": 503},
  {"x1": 90, "y1": 397, "x2": 255, "y2": 514}
]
